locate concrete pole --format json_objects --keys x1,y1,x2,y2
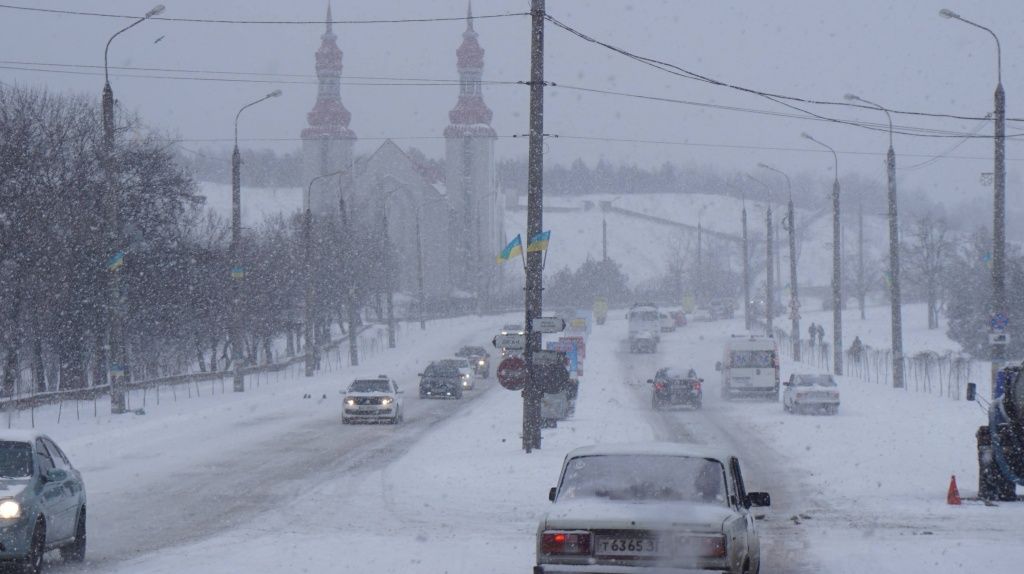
[
  {"x1": 523, "y1": 0, "x2": 546, "y2": 452},
  {"x1": 742, "y1": 204, "x2": 751, "y2": 332}
]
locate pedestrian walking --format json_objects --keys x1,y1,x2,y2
[
  {"x1": 808, "y1": 323, "x2": 817, "y2": 347},
  {"x1": 816, "y1": 324, "x2": 825, "y2": 347}
]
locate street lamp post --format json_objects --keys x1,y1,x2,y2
[
  {"x1": 939, "y1": 8, "x2": 1005, "y2": 398},
  {"x1": 742, "y1": 196, "x2": 751, "y2": 331},
  {"x1": 337, "y1": 177, "x2": 360, "y2": 366},
  {"x1": 759, "y1": 163, "x2": 800, "y2": 361},
  {"x1": 102, "y1": 4, "x2": 164, "y2": 414},
  {"x1": 845, "y1": 93, "x2": 903, "y2": 386},
  {"x1": 802, "y1": 132, "x2": 843, "y2": 375},
  {"x1": 230, "y1": 90, "x2": 282, "y2": 391},
  {"x1": 305, "y1": 170, "x2": 345, "y2": 377},
  {"x1": 746, "y1": 174, "x2": 773, "y2": 334}
]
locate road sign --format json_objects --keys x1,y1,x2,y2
[
  {"x1": 497, "y1": 356, "x2": 528, "y2": 391},
  {"x1": 492, "y1": 333, "x2": 525, "y2": 350},
  {"x1": 990, "y1": 333, "x2": 1011, "y2": 346},
  {"x1": 992, "y1": 313, "x2": 1009, "y2": 332},
  {"x1": 534, "y1": 317, "x2": 566, "y2": 333},
  {"x1": 532, "y1": 350, "x2": 567, "y2": 366}
]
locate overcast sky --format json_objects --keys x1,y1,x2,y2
[{"x1": 1, "y1": 0, "x2": 1021, "y2": 212}]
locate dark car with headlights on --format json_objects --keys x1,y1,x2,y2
[
  {"x1": 536, "y1": 443, "x2": 769, "y2": 574},
  {"x1": 0, "y1": 432, "x2": 86, "y2": 574},
  {"x1": 418, "y1": 363, "x2": 464, "y2": 399},
  {"x1": 650, "y1": 367, "x2": 703, "y2": 410}
]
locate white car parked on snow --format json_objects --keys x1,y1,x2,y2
[
  {"x1": 535, "y1": 443, "x2": 770, "y2": 574},
  {"x1": 342, "y1": 376, "x2": 404, "y2": 424},
  {"x1": 782, "y1": 374, "x2": 840, "y2": 415}
]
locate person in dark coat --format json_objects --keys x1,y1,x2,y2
[{"x1": 808, "y1": 323, "x2": 817, "y2": 347}]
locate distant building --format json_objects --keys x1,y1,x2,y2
[{"x1": 300, "y1": 2, "x2": 504, "y2": 306}]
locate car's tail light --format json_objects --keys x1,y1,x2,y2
[
  {"x1": 655, "y1": 382, "x2": 666, "y2": 391},
  {"x1": 541, "y1": 531, "x2": 591, "y2": 555},
  {"x1": 678, "y1": 534, "x2": 727, "y2": 558},
  {"x1": 692, "y1": 381, "x2": 702, "y2": 391}
]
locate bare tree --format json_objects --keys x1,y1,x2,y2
[{"x1": 903, "y1": 214, "x2": 952, "y2": 329}]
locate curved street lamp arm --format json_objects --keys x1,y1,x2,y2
[
  {"x1": 846, "y1": 94, "x2": 894, "y2": 149},
  {"x1": 757, "y1": 163, "x2": 791, "y2": 200},
  {"x1": 104, "y1": 5, "x2": 165, "y2": 85},
  {"x1": 941, "y1": 10, "x2": 1001, "y2": 84},
  {"x1": 801, "y1": 133, "x2": 839, "y2": 181},
  {"x1": 234, "y1": 90, "x2": 283, "y2": 148}
]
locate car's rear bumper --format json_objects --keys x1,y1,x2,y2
[{"x1": 535, "y1": 564, "x2": 727, "y2": 574}]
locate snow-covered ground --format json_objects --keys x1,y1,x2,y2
[{"x1": 7, "y1": 304, "x2": 1022, "y2": 573}]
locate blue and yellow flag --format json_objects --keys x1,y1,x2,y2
[
  {"x1": 106, "y1": 251, "x2": 125, "y2": 272},
  {"x1": 497, "y1": 234, "x2": 523, "y2": 263},
  {"x1": 526, "y1": 230, "x2": 551, "y2": 253}
]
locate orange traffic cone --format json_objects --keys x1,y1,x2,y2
[{"x1": 947, "y1": 475, "x2": 961, "y2": 505}]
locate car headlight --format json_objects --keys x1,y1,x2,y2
[
  {"x1": 0, "y1": 500, "x2": 21, "y2": 520},
  {"x1": 380, "y1": 398, "x2": 393, "y2": 406},
  {"x1": 345, "y1": 398, "x2": 356, "y2": 406},
  {"x1": 478, "y1": 360, "x2": 485, "y2": 366}
]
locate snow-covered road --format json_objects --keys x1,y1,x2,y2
[{"x1": 10, "y1": 309, "x2": 1024, "y2": 573}]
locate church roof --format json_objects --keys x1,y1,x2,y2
[{"x1": 302, "y1": 2, "x2": 355, "y2": 140}]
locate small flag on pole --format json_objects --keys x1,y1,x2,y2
[
  {"x1": 526, "y1": 230, "x2": 551, "y2": 253},
  {"x1": 106, "y1": 251, "x2": 125, "y2": 272},
  {"x1": 497, "y1": 234, "x2": 523, "y2": 263},
  {"x1": 231, "y1": 266, "x2": 246, "y2": 280}
]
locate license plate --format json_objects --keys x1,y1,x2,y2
[
  {"x1": 595, "y1": 537, "x2": 659, "y2": 556},
  {"x1": 731, "y1": 377, "x2": 751, "y2": 386}
]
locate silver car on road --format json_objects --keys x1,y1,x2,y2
[{"x1": 536, "y1": 443, "x2": 769, "y2": 574}]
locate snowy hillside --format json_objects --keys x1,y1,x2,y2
[{"x1": 197, "y1": 181, "x2": 892, "y2": 291}]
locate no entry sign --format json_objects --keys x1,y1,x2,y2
[{"x1": 497, "y1": 355, "x2": 528, "y2": 391}]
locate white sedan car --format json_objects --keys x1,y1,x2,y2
[
  {"x1": 782, "y1": 374, "x2": 840, "y2": 415},
  {"x1": 342, "y1": 376, "x2": 404, "y2": 424},
  {"x1": 535, "y1": 443, "x2": 770, "y2": 574}
]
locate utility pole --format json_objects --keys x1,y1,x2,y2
[
  {"x1": 303, "y1": 198, "x2": 315, "y2": 377},
  {"x1": 759, "y1": 162, "x2": 798, "y2": 359},
  {"x1": 416, "y1": 207, "x2": 426, "y2": 330},
  {"x1": 102, "y1": 5, "x2": 164, "y2": 413},
  {"x1": 774, "y1": 219, "x2": 782, "y2": 309},
  {"x1": 742, "y1": 202, "x2": 751, "y2": 331},
  {"x1": 523, "y1": 0, "x2": 546, "y2": 453},
  {"x1": 378, "y1": 179, "x2": 396, "y2": 350},
  {"x1": 338, "y1": 177, "x2": 359, "y2": 367},
  {"x1": 765, "y1": 204, "x2": 774, "y2": 333},
  {"x1": 602, "y1": 214, "x2": 608, "y2": 261},
  {"x1": 858, "y1": 198, "x2": 866, "y2": 320},
  {"x1": 938, "y1": 8, "x2": 1004, "y2": 399},
  {"x1": 697, "y1": 221, "x2": 703, "y2": 304},
  {"x1": 787, "y1": 196, "x2": 800, "y2": 360},
  {"x1": 803, "y1": 132, "x2": 843, "y2": 375}
]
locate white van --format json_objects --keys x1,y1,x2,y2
[
  {"x1": 628, "y1": 303, "x2": 661, "y2": 353},
  {"x1": 716, "y1": 335, "x2": 780, "y2": 400}
]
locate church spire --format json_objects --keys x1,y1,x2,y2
[
  {"x1": 301, "y1": 0, "x2": 354, "y2": 140},
  {"x1": 445, "y1": 0, "x2": 494, "y2": 133}
]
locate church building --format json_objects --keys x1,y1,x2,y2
[{"x1": 301, "y1": 2, "x2": 505, "y2": 308}]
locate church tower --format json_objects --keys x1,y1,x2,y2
[
  {"x1": 302, "y1": 3, "x2": 356, "y2": 216},
  {"x1": 444, "y1": 2, "x2": 499, "y2": 300}
]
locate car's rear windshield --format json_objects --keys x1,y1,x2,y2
[
  {"x1": 729, "y1": 350, "x2": 774, "y2": 368},
  {"x1": 558, "y1": 454, "x2": 727, "y2": 506},
  {"x1": 630, "y1": 310, "x2": 659, "y2": 321},
  {"x1": 795, "y1": 375, "x2": 836, "y2": 387},
  {"x1": 440, "y1": 359, "x2": 469, "y2": 368},
  {"x1": 0, "y1": 441, "x2": 33, "y2": 478},
  {"x1": 349, "y1": 380, "x2": 390, "y2": 393},
  {"x1": 456, "y1": 347, "x2": 486, "y2": 356},
  {"x1": 424, "y1": 365, "x2": 459, "y2": 377}
]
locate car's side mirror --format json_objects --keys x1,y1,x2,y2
[
  {"x1": 966, "y1": 382, "x2": 977, "y2": 402},
  {"x1": 782, "y1": 381, "x2": 792, "y2": 387},
  {"x1": 747, "y1": 492, "x2": 771, "y2": 507},
  {"x1": 548, "y1": 487, "x2": 557, "y2": 502},
  {"x1": 44, "y1": 468, "x2": 68, "y2": 483},
  {"x1": 646, "y1": 379, "x2": 654, "y2": 385},
  {"x1": 715, "y1": 362, "x2": 722, "y2": 372},
  {"x1": 417, "y1": 373, "x2": 424, "y2": 377}
]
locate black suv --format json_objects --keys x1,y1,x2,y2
[
  {"x1": 418, "y1": 363, "x2": 464, "y2": 399},
  {"x1": 649, "y1": 367, "x2": 703, "y2": 410}
]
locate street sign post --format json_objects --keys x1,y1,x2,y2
[
  {"x1": 534, "y1": 317, "x2": 566, "y2": 334},
  {"x1": 497, "y1": 355, "x2": 528, "y2": 391},
  {"x1": 492, "y1": 333, "x2": 526, "y2": 351},
  {"x1": 531, "y1": 349, "x2": 567, "y2": 366},
  {"x1": 990, "y1": 332, "x2": 1011, "y2": 346}
]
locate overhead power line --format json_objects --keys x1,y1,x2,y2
[
  {"x1": 0, "y1": 3, "x2": 530, "y2": 24},
  {"x1": 551, "y1": 83, "x2": 1021, "y2": 140},
  {"x1": 544, "y1": 13, "x2": 1024, "y2": 126}
]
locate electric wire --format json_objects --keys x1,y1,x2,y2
[
  {"x1": 544, "y1": 13, "x2": 1024, "y2": 126},
  {"x1": 0, "y1": 3, "x2": 530, "y2": 25}
]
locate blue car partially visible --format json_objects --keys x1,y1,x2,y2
[{"x1": 0, "y1": 432, "x2": 86, "y2": 573}]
